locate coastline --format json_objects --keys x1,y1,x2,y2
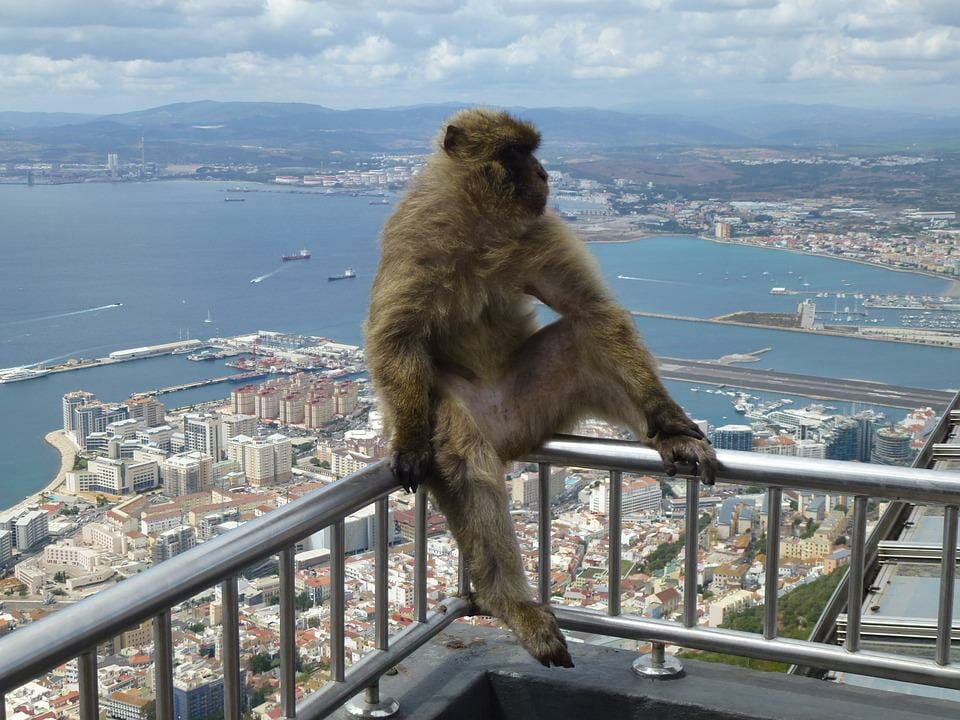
[
  {"x1": 40, "y1": 430, "x2": 77, "y2": 499},
  {"x1": 702, "y1": 236, "x2": 960, "y2": 295}
]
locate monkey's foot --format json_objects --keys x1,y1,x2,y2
[{"x1": 510, "y1": 602, "x2": 574, "y2": 668}]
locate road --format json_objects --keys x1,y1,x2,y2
[{"x1": 657, "y1": 357, "x2": 957, "y2": 410}]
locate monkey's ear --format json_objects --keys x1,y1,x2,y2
[{"x1": 442, "y1": 124, "x2": 463, "y2": 154}]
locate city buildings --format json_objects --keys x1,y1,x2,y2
[
  {"x1": 226, "y1": 434, "x2": 292, "y2": 486},
  {"x1": 161, "y1": 452, "x2": 214, "y2": 496},
  {"x1": 713, "y1": 425, "x2": 754, "y2": 451},
  {"x1": 590, "y1": 475, "x2": 661, "y2": 516}
]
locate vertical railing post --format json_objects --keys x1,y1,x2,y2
[
  {"x1": 346, "y1": 497, "x2": 400, "y2": 717},
  {"x1": 608, "y1": 470, "x2": 622, "y2": 616},
  {"x1": 279, "y1": 547, "x2": 296, "y2": 718},
  {"x1": 634, "y1": 476, "x2": 691, "y2": 679},
  {"x1": 683, "y1": 478, "x2": 699, "y2": 629},
  {"x1": 538, "y1": 463, "x2": 552, "y2": 605},
  {"x1": 331, "y1": 519, "x2": 346, "y2": 683},
  {"x1": 764, "y1": 487, "x2": 783, "y2": 640},
  {"x1": 78, "y1": 649, "x2": 98, "y2": 720},
  {"x1": 153, "y1": 611, "x2": 174, "y2": 720},
  {"x1": 414, "y1": 487, "x2": 428, "y2": 623},
  {"x1": 937, "y1": 505, "x2": 958, "y2": 666},
  {"x1": 845, "y1": 496, "x2": 868, "y2": 653},
  {"x1": 222, "y1": 575, "x2": 241, "y2": 720}
]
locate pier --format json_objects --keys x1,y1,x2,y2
[{"x1": 134, "y1": 375, "x2": 239, "y2": 397}]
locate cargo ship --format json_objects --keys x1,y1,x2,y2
[
  {"x1": 282, "y1": 249, "x2": 311, "y2": 262},
  {"x1": 328, "y1": 267, "x2": 356, "y2": 281}
]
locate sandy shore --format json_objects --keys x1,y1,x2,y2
[{"x1": 41, "y1": 430, "x2": 78, "y2": 497}]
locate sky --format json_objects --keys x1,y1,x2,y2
[{"x1": 1, "y1": 0, "x2": 959, "y2": 115}]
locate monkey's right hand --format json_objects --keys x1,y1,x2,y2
[{"x1": 390, "y1": 448, "x2": 432, "y2": 493}]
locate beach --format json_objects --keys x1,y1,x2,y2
[{"x1": 41, "y1": 430, "x2": 78, "y2": 498}]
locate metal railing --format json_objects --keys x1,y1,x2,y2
[{"x1": 2, "y1": 434, "x2": 960, "y2": 718}]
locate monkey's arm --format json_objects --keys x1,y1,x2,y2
[
  {"x1": 365, "y1": 287, "x2": 436, "y2": 492},
  {"x1": 524, "y1": 215, "x2": 717, "y2": 482}
]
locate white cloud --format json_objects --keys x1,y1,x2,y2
[{"x1": 0, "y1": 0, "x2": 958, "y2": 112}]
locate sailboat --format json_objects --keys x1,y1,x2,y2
[{"x1": 203, "y1": 310, "x2": 213, "y2": 324}]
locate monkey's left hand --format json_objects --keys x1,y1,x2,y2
[
  {"x1": 390, "y1": 448, "x2": 433, "y2": 494},
  {"x1": 647, "y1": 401, "x2": 719, "y2": 484}
]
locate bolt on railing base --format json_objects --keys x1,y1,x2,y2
[
  {"x1": 632, "y1": 643, "x2": 683, "y2": 679},
  {"x1": 344, "y1": 695, "x2": 400, "y2": 718}
]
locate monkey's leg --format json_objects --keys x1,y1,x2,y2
[
  {"x1": 427, "y1": 398, "x2": 573, "y2": 668},
  {"x1": 442, "y1": 318, "x2": 643, "y2": 456}
]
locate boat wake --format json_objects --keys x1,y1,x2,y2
[
  {"x1": 251, "y1": 267, "x2": 284, "y2": 284},
  {"x1": 2, "y1": 303, "x2": 123, "y2": 326},
  {"x1": 617, "y1": 275, "x2": 690, "y2": 286}
]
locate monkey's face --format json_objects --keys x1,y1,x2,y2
[{"x1": 498, "y1": 145, "x2": 549, "y2": 216}]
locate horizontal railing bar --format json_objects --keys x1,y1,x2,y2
[
  {"x1": 0, "y1": 462, "x2": 398, "y2": 693},
  {"x1": 297, "y1": 597, "x2": 470, "y2": 720},
  {"x1": 528, "y1": 435, "x2": 960, "y2": 505},
  {"x1": 554, "y1": 606, "x2": 960, "y2": 691}
]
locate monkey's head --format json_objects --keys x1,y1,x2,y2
[{"x1": 438, "y1": 108, "x2": 549, "y2": 216}]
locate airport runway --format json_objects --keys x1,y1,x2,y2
[{"x1": 657, "y1": 357, "x2": 957, "y2": 410}]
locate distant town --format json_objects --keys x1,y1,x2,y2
[{"x1": 0, "y1": 327, "x2": 941, "y2": 719}]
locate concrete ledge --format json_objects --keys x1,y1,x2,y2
[{"x1": 333, "y1": 624, "x2": 960, "y2": 720}]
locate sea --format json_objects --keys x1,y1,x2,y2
[{"x1": 0, "y1": 180, "x2": 957, "y2": 509}]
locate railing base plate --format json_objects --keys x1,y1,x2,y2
[
  {"x1": 345, "y1": 696, "x2": 400, "y2": 718},
  {"x1": 632, "y1": 654, "x2": 684, "y2": 678}
]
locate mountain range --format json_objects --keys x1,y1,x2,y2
[{"x1": 2, "y1": 101, "x2": 958, "y2": 165}]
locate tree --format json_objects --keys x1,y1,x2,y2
[
  {"x1": 53, "y1": 571, "x2": 67, "y2": 584},
  {"x1": 248, "y1": 652, "x2": 274, "y2": 674},
  {"x1": 188, "y1": 622, "x2": 206, "y2": 633},
  {"x1": 295, "y1": 590, "x2": 313, "y2": 612},
  {"x1": 834, "y1": 535, "x2": 847, "y2": 546}
]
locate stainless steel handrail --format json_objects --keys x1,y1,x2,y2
[{"x1": 4, "y1": 437, "x2": 960, "y2": 717}]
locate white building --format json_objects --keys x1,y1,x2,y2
[
  {"x1": 184, "y1": 413, "x2": 224, "y2": 461},
  {"x1": 66, "y1": 456, "x2": 159, "y2": 495},
  {"x1": 44, "y1": 539, "x2": 100, "y2": 572},
  {"x1": 15, "y1": 509, "x2": 49, "y2": 551},
  {"x1": 590, "y1": 475, "x2": 661, "y2": 516},
  {"x1": 161, "y1": 451, "x2": 214, "y2": 496},
  {"x1": 511, "y1": 469, "x2": 565, "y2": 507},
  {"x1": 226, "y1": 434, "x2": 292, "y2": 486},
  {"x1": 220, "y1": 413, "x2": 257, "y2": 441}
]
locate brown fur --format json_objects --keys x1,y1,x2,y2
[{"x1": 364, "y1": 108, "x2": 717, "y2": 668}]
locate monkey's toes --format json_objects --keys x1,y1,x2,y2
[{"x1": 513, "y1": 603, "x2": 574, "y2": 668}]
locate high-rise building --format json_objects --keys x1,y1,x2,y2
[
  {"x1": 226, "y1": 434, "x2": 292, "y2": 486},
  {"x1": 715, "y1": 221, "x2": 732, "y2": 239},
  {"x1": 153, "y1": 525, "x2": 196, "y2": 563},
  {"x1": 126, "y1": 396, "x2": 166, "y2": 427},
  {"x1": 306, "y1": 391, "x2": 336, "y2": 427},
  {"x1": 511, "y1": 469, "x2": 565, "y2": 507},
  {"x1": 279, "y1": 393, "x2": 305, "y2": 424},
  {"x1": 73, "y1": 402, "x2": 129, "y2": 449},
  {"x1": 255, "y1": 389, "x2": 280, "y2": 420},
  {"x1": 825, "y1": 418, "x2": 860, "y2": 461},
  {"x1": 172, "y1": 665, "x2": 225, "y2": 720},
  {"x1": 221, "y1": 413, "x2": 257, "y2": 442},
  {"x1": 872, "y1": 427, "x2": 914, "y2": 466},
  {"x1": 184, "y1": 413, "x2": 224, "y2": 461},
  {"x1": 590, "y1": 475, "x2": 661, "y2": 516},
  {"x1": 14, "y1": 510, "x2": 49, "y2": 551},
  {"x1": 137, "y1": 424, "x2": 173, "y2": 452},
  {"x1": 713, "y1": 424, "x2": 754, "y2": 452},
  {"x1": 0, "y1": 530, "x2": 12, "y2": 569},
  {"x1": 62, "y1": 391, "x2": 96, "y2": 436},
  {"x1": 161, "y1": 452, "x2": 214, "y2": 496},
  {"x1": 334, "y1": 381, "x2": 358, "y2": 415},
  {"x1": 854, "y1": 410, "x2": 883, "y2": 463},
  {"x1": 230, "y1": 386, "x2": 256, "y2": 415}
]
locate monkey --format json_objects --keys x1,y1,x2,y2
[{"x1": 364, "y1": 108, "x2": 718, "y2": 669}]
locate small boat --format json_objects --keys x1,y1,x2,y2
[
  {"x1": 328, "y1": 267, "x2": 357, "y2": 282},
  {"x1": 204, "y1": 310, "x2": 213, "y2": 324},
  {"x1": 224, "y1": 197, "x2": 245, "y2": 203}
]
